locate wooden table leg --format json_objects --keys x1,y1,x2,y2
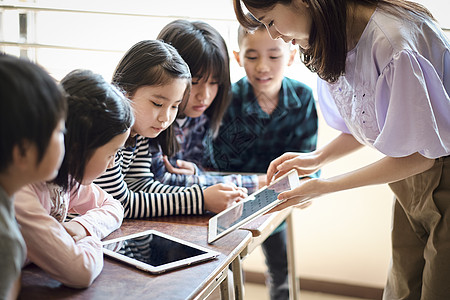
[
  {"x1": 219, "y1": 271, "x2": 230, "y2": 300},
  {"x1": 286, "y1": 213, "x2": 299, "y2": 300},
  {"x1": 231, "y1": 256, "x2": 244, "y2": 300}
]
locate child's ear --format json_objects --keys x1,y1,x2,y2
[
  {"x1": 233, "y1": 50, "x2": 243, "y2": 67},
  {"x1": 287, "y1": 48, "x2": 297, "y2": 66}
]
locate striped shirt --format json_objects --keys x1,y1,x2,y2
[{"x1": 94, "y1": 135, "x2": 204, "y2": 219}]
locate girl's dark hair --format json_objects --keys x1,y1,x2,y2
[
  {"x1": 0, "y1": 54, "x2": 67, "y2": 172},
  {"x1": 55, "y1": 69, "x2": 134, "y2": 192},
  {"x1": 234, "y1": 0, "x2": 435, "y2": 83},
  {"x1": 113, "y1": 40, "x2": 191, "y2": 155},
  {"x1": 157, "y1": 20, "x2": 231, "y2": 137}
]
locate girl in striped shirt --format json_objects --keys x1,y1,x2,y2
[{"x1": 95, "y1": 40, "x2": 247, "y2": 218}]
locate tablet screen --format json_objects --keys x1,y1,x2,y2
[
  {"x1": 104, "y1": 232, "x2": 206, "y2": 266},
  {"x1": 217, "y1": 172, "x2": 292, "y2": 234},
  {"x1": 208, "y1": 169, "x2": 299, "y2": 243},
  {"x1": 103, "y1": 230, "x2": 219, "y2": 273}
]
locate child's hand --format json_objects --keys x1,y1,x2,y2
[
  {"x1": 203, "y1": 183, "x2": 248, "y2": 213},
  {"x1": 63, "y1": 221, "x2": 90, "y2": 242},
  {"x1": 163, "y1": 155, "x2": 196, "y2": 175}
]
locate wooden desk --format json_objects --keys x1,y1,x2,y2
[
  {"x1": 19, "y1": 216, "x2": 251, "y2": 300},
  {"x1": 204, "y1": 171, "x2": 300, "y2": 298},
  {"x1": 239, "y1": 207, "x2": 300, "y2": 300}
]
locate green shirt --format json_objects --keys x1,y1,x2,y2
[
  {"x1": 207, "y1": 76, "x2": 319, "y2": 174},
  {"x1": 0, "y1": 185, "x2": 26, "y2": 299}
]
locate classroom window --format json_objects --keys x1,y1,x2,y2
[{"x1": 0, "y1": 0, "x2": 448, "y2": 88}]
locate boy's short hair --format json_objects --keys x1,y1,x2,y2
[
  {"x1": 237, "y1": 14, "x2": 265, "y2": 47},
  {"x1": 0, "y1": 54, "x2": 67, "y2": 172}
]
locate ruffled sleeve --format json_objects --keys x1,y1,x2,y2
[{"x1": 374, "y1": 49, "x2": 450, "y2": 159}]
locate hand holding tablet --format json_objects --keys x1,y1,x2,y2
[
  {"x1": 208, "y1": 169, "x2": 300, "y2": 243},
  {"x1": 102, "y1": 170, "x2": 300, "y2": 274}
]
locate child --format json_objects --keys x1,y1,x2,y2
[
  {"x1": 0, "y1": 54, "x2": 67, "y2": 300},
  {"x1": 153, "y1": 19, "x2": 264, "y2": 194},
  {"x1": 234, "y1": 0, "x2": 450, "y2": 299},
  {"x1": 94, "y1": 40, "x2": 247, "y2": 218},
  {"x1": 209, "y1": 21, "x2": 319, "y2": 300},
  {"x1": 14, "y1": 69, "x2": 132, "y2": 288}
]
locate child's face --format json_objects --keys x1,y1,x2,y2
[
  {"x1": 33, "y1": 119, "x2": 66, "y2": 182},
  {"x1": 82, "y1": 128, "x2": 130, "y2": 185},
  {"x1": 234, "y1": 29, "x2": 295, "y2": 97},
  {"x1": 184, "y1": 76, "x2": 219, "y2": 118},
  {"x1": 130, "y1": 78, "x2": 187, "y2": 138}
]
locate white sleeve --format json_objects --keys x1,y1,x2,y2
[{"x1": 374, "y1": 50, "x2": 450, "y2": 158}]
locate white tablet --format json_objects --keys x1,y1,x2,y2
[
  {"x1": 102, "y1": 229, "x2": 220, "y2": 274},
  {"x1": 208, "y1": 169, "x2": 300, "y2": 244}
]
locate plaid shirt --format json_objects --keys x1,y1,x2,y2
[
  {"x1": 151, "y1": 116, "x2": 259, "y2": 193},
  {"x1": 206, "y1": 76, "x2": 319, "y2": 175}
]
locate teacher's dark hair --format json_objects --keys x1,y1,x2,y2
[{"x1": 233, "y1": 0, "x2": 434, "y2": 83}]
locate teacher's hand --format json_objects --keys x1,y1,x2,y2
[
  {"x1": 266, "y1": 151, "x2": 321, "y2": 184},
  {"x1": 269, "y1": 177, "x2": 325, "y2": 212}
]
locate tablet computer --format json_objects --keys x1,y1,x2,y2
[
  {"x1": 208, "y1": 169, "x2": 300, "y2": 244},
  {"x1": 102, "y1": 229, "x2": 220, "y2": 274}
]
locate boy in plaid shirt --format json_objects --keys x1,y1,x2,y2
[{"x1": 207, "y1": 21, "x2": 318, "y2": 300}]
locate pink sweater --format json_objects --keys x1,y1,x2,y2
[{"x1": 15, "y1": 182, "x2": 123, "y2": 288}]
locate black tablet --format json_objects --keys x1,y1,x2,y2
[
  {"x1": 102, "y1": 229, "x2": 220, "y2": 274},
  {"x1": 208, "y1": 169, "x2": 300, "y2": 243}
]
